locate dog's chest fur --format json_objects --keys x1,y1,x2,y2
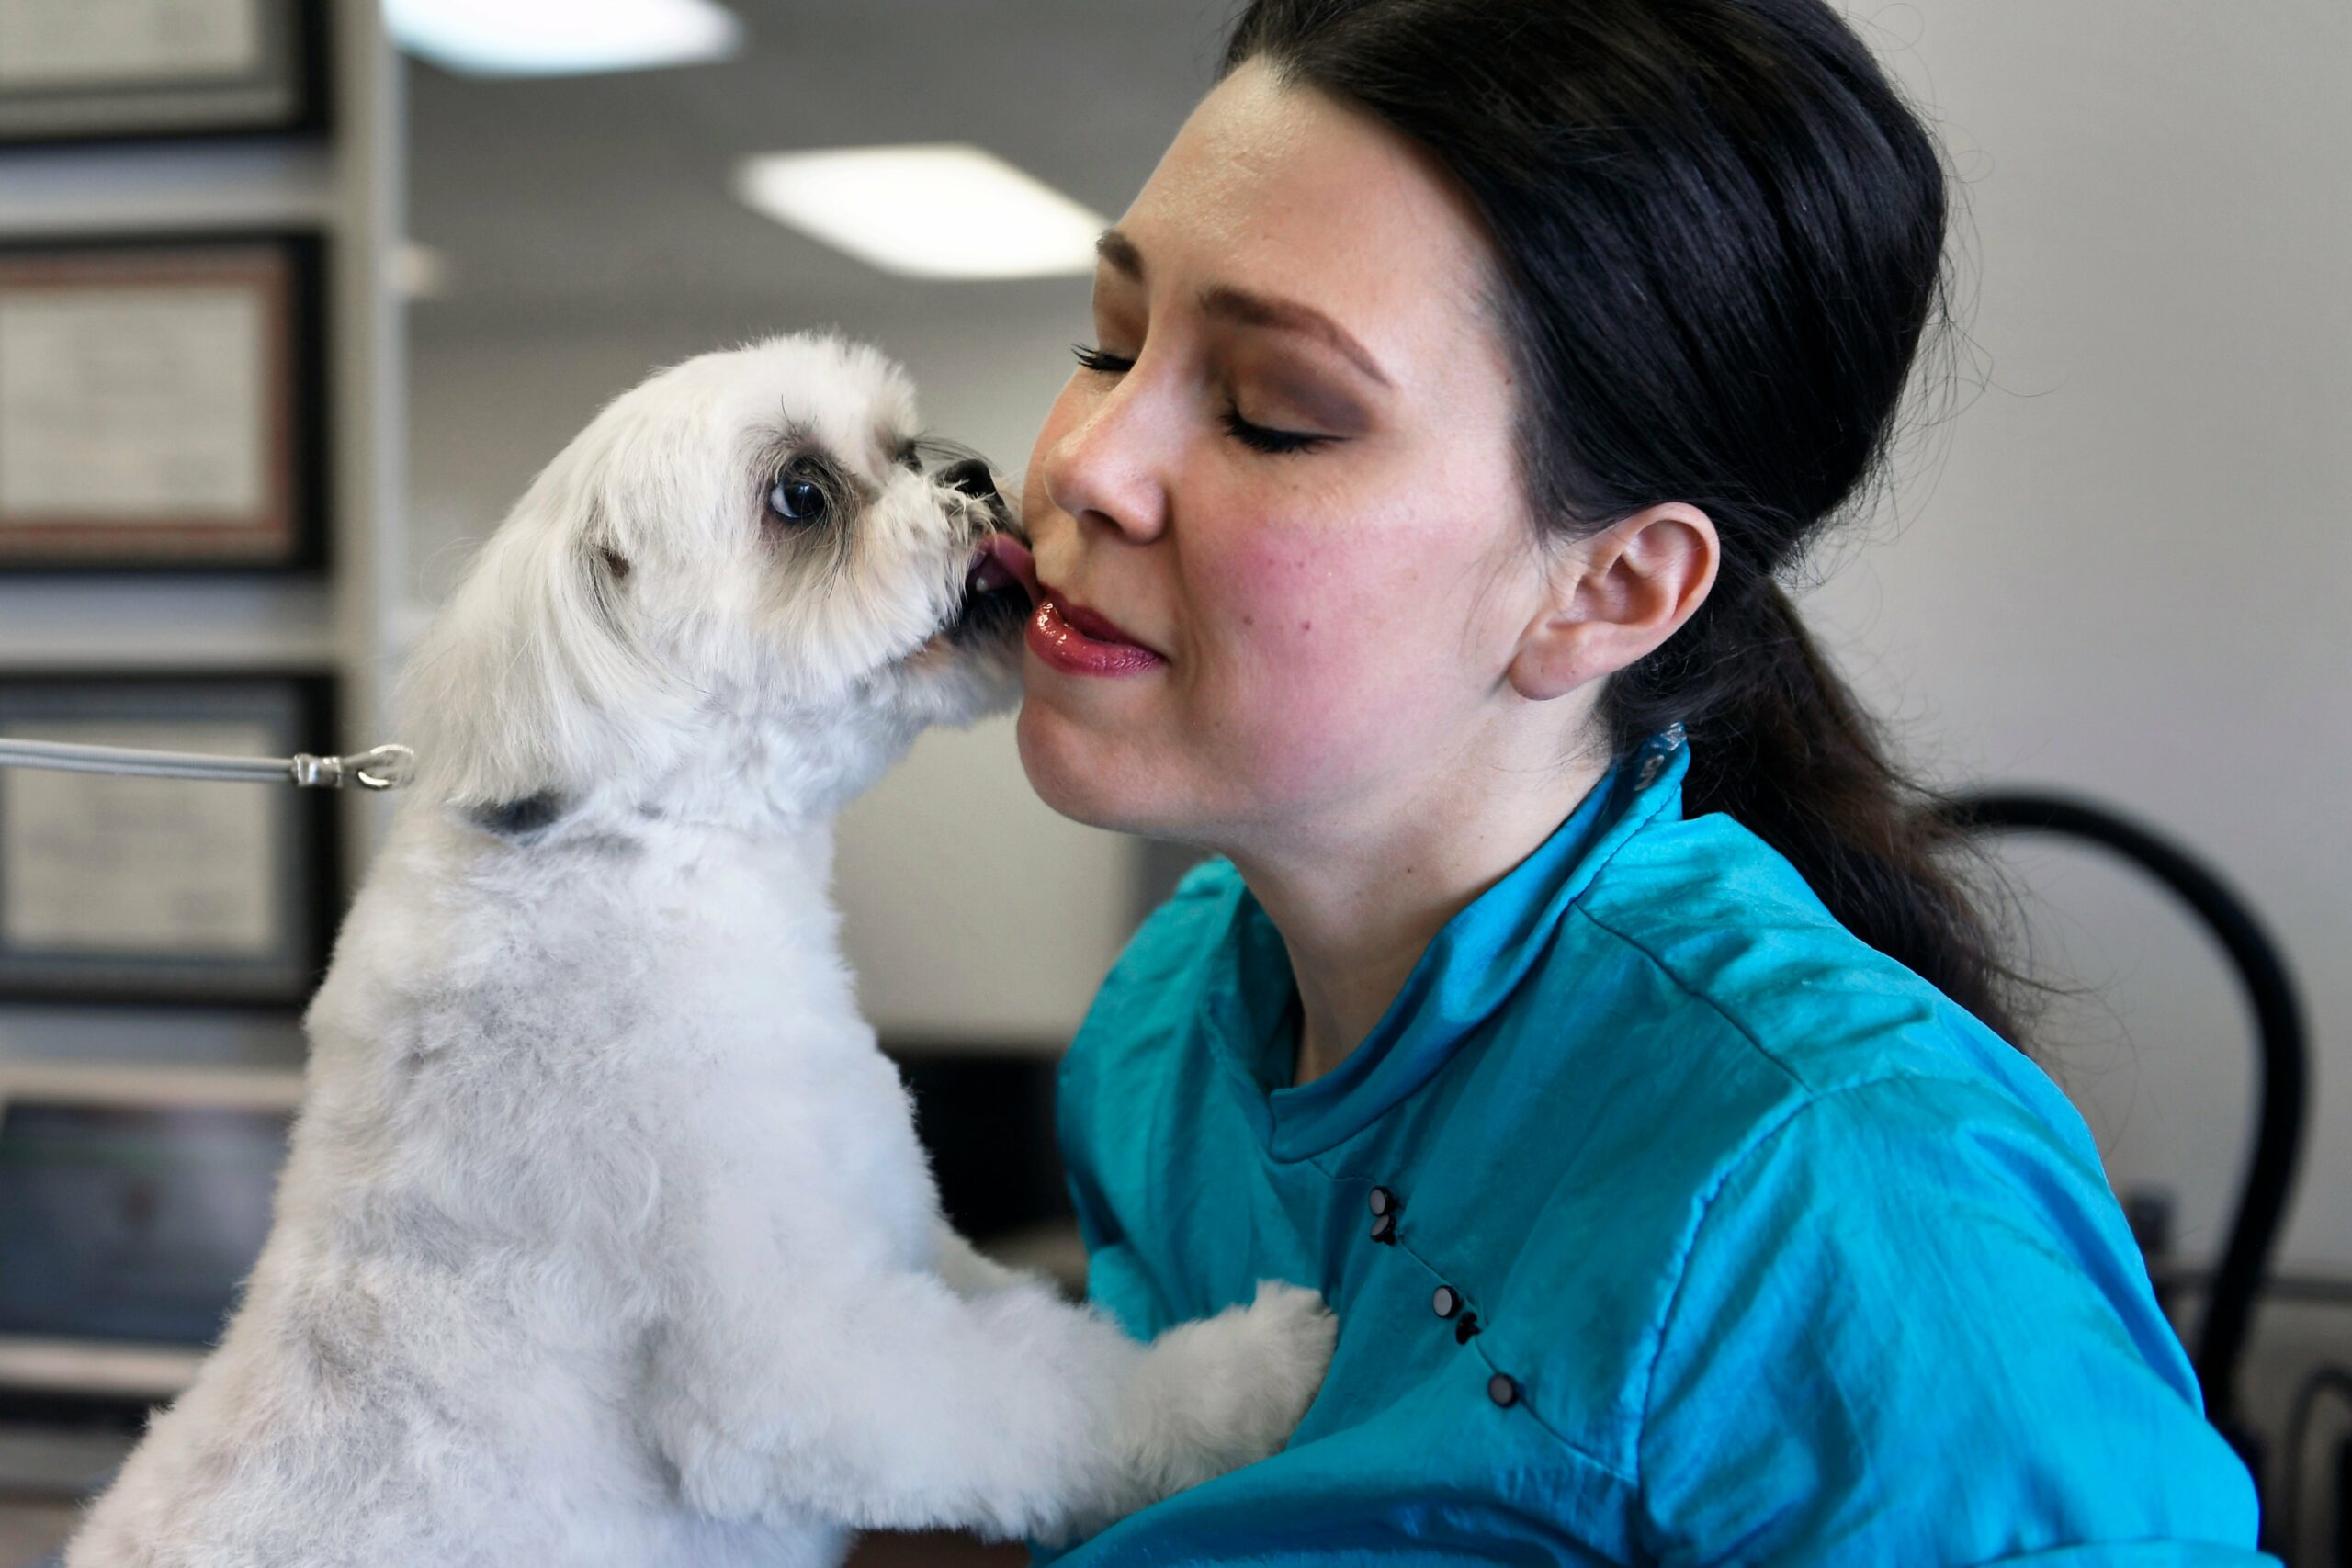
[{"x1": 69, "y1": 805, "x2": 935, "y2": 1565}]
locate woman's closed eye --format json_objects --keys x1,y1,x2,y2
[
  {"x1": 1217, "y1": 405, "x2": 1331, "y2": 456},
  {"x1": 1069, "y1": 343, "x2": 1337, "y2": 457}
]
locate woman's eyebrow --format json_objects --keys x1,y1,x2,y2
[
  {"x1": 1198, "y1": 285, "x2": 1394, "y2": 389},
  {"x1": 1096, "y1": 229, "x2": 1145, "y2": 279},
  {"x1": 1094, "y1": 228, "x2": 1394, "y2": 389}
]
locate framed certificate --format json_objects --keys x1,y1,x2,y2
[
  {"x1": 0, "y1": 234, "x2": 327, "y2": 572},
  {"x1": 0, "y1": 672, "x2": 342, "y2": 1007},
  {"x1": 0, "y1": 0, "x2": 327, "y2": 147}
]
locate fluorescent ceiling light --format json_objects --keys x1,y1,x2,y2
[
  {"x1": 385, "y1": 0, "x2": 741, "y2": 78},
  {"x1": 734, "y1": 145, "x2": 1108, "y2": 280}
]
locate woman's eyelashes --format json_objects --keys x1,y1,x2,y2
[
  {"x1": 1070, "y1": 343, "x2": 1134, "y2": 375},
  {"x1": 1069, "y1": 343, "x2": 1336, "y2": 457},
  {"x1": 1218, "y1": 405, "x2": 1331, "y2": 455}
]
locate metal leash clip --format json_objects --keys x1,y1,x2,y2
[
  {"x1": 288, "y1": 744, "x2": 415, "y2": 791},
  {"x1": 0, "y1": 737, "x2": 416, "y2": 791}
]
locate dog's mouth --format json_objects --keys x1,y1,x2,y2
[{"x1": 943, "y1": 532, "x2": 1040, "y2": 647}]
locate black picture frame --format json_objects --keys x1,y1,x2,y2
[
  {"x1": 0, "y1": 0, "x2": 330, "y2": 149},
  {"x1": 0, "y1": 671, "x2": 343, "y2": 1009},
  {"x1": 0, "y1": 231, "x2": 329, "y2": 575}
]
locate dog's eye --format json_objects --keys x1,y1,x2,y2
[{"x1": 766, "y1": 472, "x2": 831, "y2": 525}]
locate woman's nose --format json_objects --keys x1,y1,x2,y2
[{"x1": 1040, "y1": 381, "x2": 1170, "y2": 547}]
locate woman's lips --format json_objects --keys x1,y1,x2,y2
[{"x1": 1027, "y1": 587, "x2": 1168, "y2": 677}]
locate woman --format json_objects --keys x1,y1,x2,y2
[{"x1": 1011, "y1": 0, "x2": 2267, "y2": 1562}]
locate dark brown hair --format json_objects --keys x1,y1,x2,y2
[{"x1": 1224, "y1": 0, "x2": 2045, "y2": 1050}]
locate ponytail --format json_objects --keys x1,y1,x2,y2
[{"x1": 1605, "y1": 578, "x2": 2044, "y2": 1053}]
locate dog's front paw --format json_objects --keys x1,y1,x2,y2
[
  {"x1": 1205, "y1": 1279, "x2": 1338, "y2": 1459},
  {"x1": 1119, "y1": 1279, "x2": 1336, "y2": 1502}
]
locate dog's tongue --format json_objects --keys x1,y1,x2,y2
[
  {"x1": 970, "y1": 554, "x2": 1020, "y2": 594},
  {"x1": 967, "y1": 534, "x2": 1039, "y2": 602}
]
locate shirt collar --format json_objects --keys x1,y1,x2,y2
[{"x1": 1203, "y1": 724, "x2": 1690, "y2": 1161}]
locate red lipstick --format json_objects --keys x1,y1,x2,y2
[{"x1": 1027, "y1": 589, "x2": 1167, "y2": 678}]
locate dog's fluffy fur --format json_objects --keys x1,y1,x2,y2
[{"x1": 66, "y1": 334, "x2": 1333, "y2": 1568}]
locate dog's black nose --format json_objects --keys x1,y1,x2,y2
[{"x1": 938, "y1": 458, "x2": 999, "y2": 502}]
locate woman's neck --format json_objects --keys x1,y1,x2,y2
[{"x1": 1227, "y1": 749, "x2": 1612, "y2": 1088}]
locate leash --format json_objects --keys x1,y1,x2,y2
[{"x1": 0, "y1": 738, "x2": 414, "y2": 791}]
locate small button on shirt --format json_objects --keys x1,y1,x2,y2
[{"x1": 1042, "y1": 730, "x2": 2270, "y2": 1565}]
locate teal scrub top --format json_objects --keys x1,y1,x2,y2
[{"x1": 1044, "y1": 726, "x2": 2272, "y2": 1565}]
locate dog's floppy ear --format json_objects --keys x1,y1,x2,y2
[{"x1": 399, "y1": 468, "x2": 679, "y2": 812}]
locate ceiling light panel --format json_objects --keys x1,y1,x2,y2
[
  {"x1": 385, "y1": 0, "x2": 741, "y2": 78},
  {"x1": 734, "y1": 145, "x2": 1107, "y2": 280}
]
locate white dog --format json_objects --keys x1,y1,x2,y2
[{"x1": 66, "y1": 333, "x2": 1334, "y2": 1567}]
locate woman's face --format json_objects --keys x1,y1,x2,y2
[{"x1": 1016, "y1": 58, "x2": 1572, "y2": 852}]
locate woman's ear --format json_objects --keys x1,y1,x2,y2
[{"x1": 1508, "y1": 503, "x2": 1719, "y2": 702}]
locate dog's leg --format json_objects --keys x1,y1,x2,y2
[{"x1": 645, "y1": 1258, "x2": 1331, "y2": 1545}]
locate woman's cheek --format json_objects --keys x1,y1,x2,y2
[{"x1": 1193, "y1": 535, "x2": 1429, "y2": 801}]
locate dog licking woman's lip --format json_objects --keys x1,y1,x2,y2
[
  {"x1": 939, "y1": 530, "x2": 1040, "y2": 649},
  {"x1": 969, "y1": 532, "x2": 1038, "y2": 601}
]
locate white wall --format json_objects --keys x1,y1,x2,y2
[{"x1": 1815, "y1": 1, "x2": 2349, "y2": 1277}]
